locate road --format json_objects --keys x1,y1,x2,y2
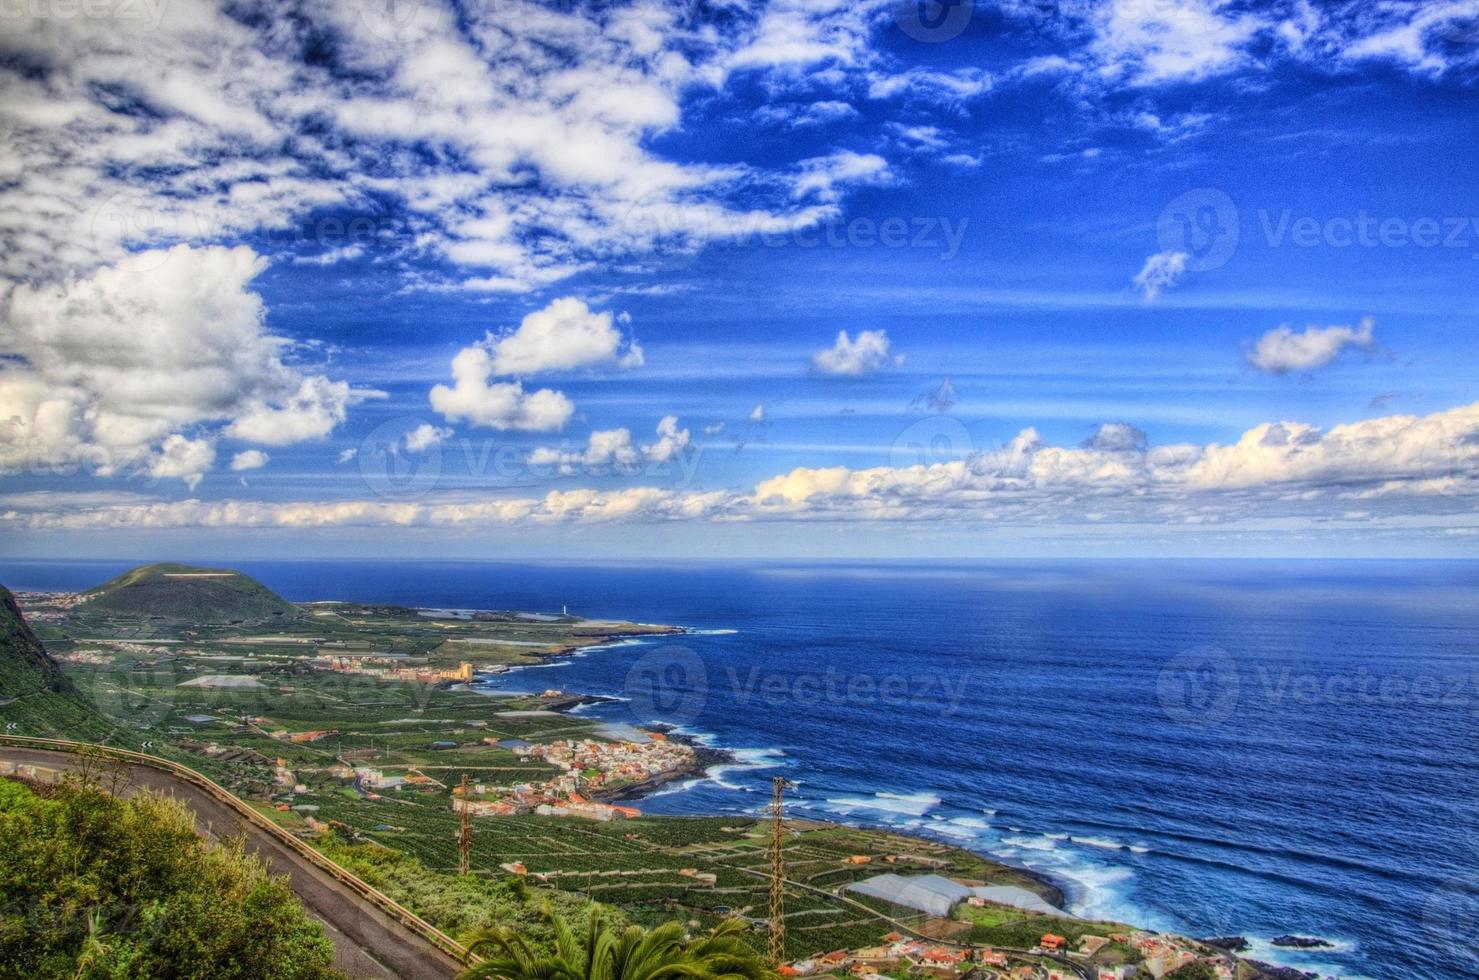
[{"x1": 0, "y1": 747, "x2": 463, "y2": 980}]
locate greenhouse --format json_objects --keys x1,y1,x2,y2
[{"x1": 845, "y1": 874, "x2": 973, "y2": 917}]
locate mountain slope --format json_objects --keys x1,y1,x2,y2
[
  {"x1": 0, "y1": 585, "x2": 107, "y2": 737},
  {"x1": 82, "y1": 563, "x2": 300, "y2": 625}
]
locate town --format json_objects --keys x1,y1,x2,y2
[{"x1": 449, "y1": 735, "x2": 698, "y2": 820}]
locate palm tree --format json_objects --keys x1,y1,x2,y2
[{"x1": 459, "y1": 903, "x2": 775, "y2": 980}]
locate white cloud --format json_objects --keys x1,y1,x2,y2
[
  {"x1": 337, "y1": 447, "x2": 358, "y2": 464},
  {"x1": 530, "y1": 416, "x2": 692, "y2": 475},
  {"x1": 642, "y1": 416, "x2": 691, "y2": 463},
  {"x1": 149, "y1": 435, "x2": 215, "y2": 489},
  {"x1": 429, "y1": 296, "x2": 641, "y2": 432},
  {"x1": 430, "y1": 353, "x2": 575, "y2": 432},
  {"x1": 1247, "y1": 317, "x2": 1376, "y2": 374},
  {"x1": 403, "y1": 424, "x2": 453, "y2": 454},
  {"x1": 0, "y1": 244, "x2": 368, "y2": 482},
  {"x1": 1089, "y1": 0, "x2": 1263, "y2": 84},
  {"x1": 1132, "y1": 250, "x2": 1189, "y2": 300},
  {"x1": 15, "y1": 401, "x2": 1479, "y2": 532},
  {"x1": 229, "y1": 449, "x2": 269, "y2": 471},
  {"x1": 530, "y1": 427, "x2": 640, "y2": 475},
  {"x1": 792, "y1": 152, "x2": 891, "y2": 202},
  {"x1": 483, "y1": 297, "x2": 643, "y2": 375},
  {"x1": 749, "y1": 403, "x2": 767, "y2": 423},
  {"x1": 812, "y1": 329, "x2": 903, "y2": 376}
]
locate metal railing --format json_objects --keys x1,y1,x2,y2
[{"x1": 0, "y1": 734, "x2": 474, "y2": 968}]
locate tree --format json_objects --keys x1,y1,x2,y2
[{"x1": 459, "y1": 903, "x2": 774, "y2": 980}]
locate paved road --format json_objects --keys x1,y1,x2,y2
[{"x1": 0, "y1": 748, "x2": 463, "y2": 980}]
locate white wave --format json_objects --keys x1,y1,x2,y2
[
  {"x1": 1073, "y1": 835, "x2": 1124, "y2": 851},
  {"x1": 731, "y1": 747, "x2": 785, "y2": 767},
  {"x1": 1000, "y1": 834, "x2": 1059, "y2": 852},
  {"x1": 1046, "y1": 832, "x2": 1069, "y2": 841},
  {"x1": 822, "y1": 790, "x2": 942, "y2": 818},
  {"x1": 949, "y1": 816, "x2": 991, "y2": 831},
  {"x1": 1242, "y1": 936, "x2": 1363, "y2": 979},
  {"x1": 687, "y1": 628, "x2": 738, "y2": 635},
  {"x1": 928, "y1": 822, "x2": 980, "y2": 840},
  {"x1": 1128, "y1": 845, "x2": 1151, "y2": 854}
]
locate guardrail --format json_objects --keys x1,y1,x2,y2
[{"x1": 0, "y1": 734, "x2": 474, "y2": 969}]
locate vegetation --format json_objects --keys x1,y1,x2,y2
[
  {"x1": 1162, "y1": 964, "x2": 1219, "y2": 980},
  {"x1": 80, "y1": 563, "x2": 301, "y2": 625},
  {"x1": 0, "y1": 586, "x2": 110, "y2": 739},
  {"x1": 0, "y1": 775, "x2": 340, "y2": 979},
  {"x1": 460, "y1": 902, "x2": 774, "y2": 980}
]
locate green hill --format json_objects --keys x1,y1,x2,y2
[
  {"x1": 82, "y1": 563, "x2": 300, "y2": 625},
  {"x1": 0, "y1": 585, "x2": 108, "y2": 737}
]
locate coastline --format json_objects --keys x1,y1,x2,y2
[
  {"x1": 500, "y1": 624, "x2": 1073, "y2": 915},
  {"x1": 469, "y1": 616, "x2": 1322, "y2": 979}
]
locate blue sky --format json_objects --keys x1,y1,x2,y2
[{"x1": 1, "y1": 0, "x2": 1478, "y2": 558}]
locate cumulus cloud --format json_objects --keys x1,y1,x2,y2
[
  {"x1": 530, "y1": 428, "x2": 640, "y2": 475},
  {"x1": 1132, "y1": 250, "x2": 1189, "y2": 300},
  {"x1": 15, "y1": 401, "x2": 1479, "y2": 532},
  {"x1": 429, "y1": 297, "x2": 642, "y2": 432},
  {"x1": 230, "y1": 449, "x2": 269, "y2": 471},
  {"x1": 402, "y1": 424, "x2": 453, "y2": 454},
  {"x1": 530, "y1": 416, "x2": 692, "y2": 475},
  {"x1": 1247, "y1": 317, "x2": 1376, "y2": 374},
  {"x1": 149, "y1": 435, "x2": 215, "y2": 489},
  {"x1": 0, "y1": 0, "x2": 913, "y2": 296},
  {"x1": 642, "y1": 416, "x2": 691, "y2": 463},
  {"x1": 0, "y1": 244, "x2": 368, "y2": 482},
  {"x1": 430, "y1": 357, "x2": 575, "y2": 432},
  {"x1": 812, "y1": 329, "x2": 903, "y2": 376},
  {"x1": 483, "y1": 298, "x2": 643, "y2": 375}
]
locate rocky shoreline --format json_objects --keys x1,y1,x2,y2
[{"x1": 518, "y1": 622, "x2": 1312, "y2": 980}]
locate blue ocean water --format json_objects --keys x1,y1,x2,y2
[{"x1": 4, "y1": 559, "x2": 1478, "y2": 979}]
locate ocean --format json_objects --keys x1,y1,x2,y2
[{"x1": 5, "y1": 558, "x2": 1477, "y2": 979}]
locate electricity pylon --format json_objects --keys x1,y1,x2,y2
[
  {"x1": 768, "y1": 776, "x2": 794, "y2": 966},
  {"x1": 457, "y1": 774, "x2": 472, "y2": 876}
]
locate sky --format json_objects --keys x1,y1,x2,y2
[{"x1": 1, "y1": 0, "x2": 1478, "y2": 559}]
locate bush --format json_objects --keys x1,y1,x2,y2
[{"x1": 0, "y1": 776, "x2": 340, "y2": 979}]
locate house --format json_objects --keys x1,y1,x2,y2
[
  {"x1": 976, "y1": 949, "x2": 1007, "y2": 967},
  {"x1": 1039, "y1": 934, "x2": 1067, "y2": 951},
  {"x1": 845, "y1": 855, "x2": 872, "y2": 864}
]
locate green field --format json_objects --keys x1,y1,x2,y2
[{"x1": 4, "y1": 574, "x2": 1068, "y2": 963}]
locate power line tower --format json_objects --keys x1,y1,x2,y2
[
  {"x1": 457, "y1": 774, "x2": 473, "y2": 876},
  {"x1": 768, "y1": 776, "x2": 793, "y2": 966}
]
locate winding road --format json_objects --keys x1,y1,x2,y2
[{"x1": 0, "y1": 747, "x2": 463, "y2": 979}]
